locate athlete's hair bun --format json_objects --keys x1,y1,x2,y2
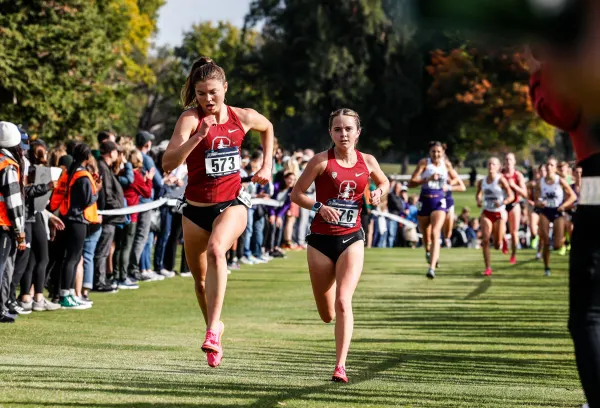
[{"x1": 192, "y1": 57, "x2": 214, "y2": 72}]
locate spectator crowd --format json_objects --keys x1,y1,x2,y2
[{"x1": 0, "y1": 122, "x2": 572, "y2": 323}]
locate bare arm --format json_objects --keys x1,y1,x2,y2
[
  {"x1": 534, "y1": 183, "x2": 544, "y2": 208},
  {"x1": 365, "y1": 154, "x2": 390, "y2": 206},
  {"x1": 291, "y1": 153, "x2": 327, "y2": 211},
  {"x1": 475, "y1": 180, "x2": 483, "y2": 207},
  {"x1": 235, "y1": 108, "x2": 274, "y2": 185},
  {"x1": 558, "y1": 178, "x2": 577, "y2": 211},
  {"x1": 510, "y1": 172, "x2": 529, "y2": 198},
  {"x1": 500, "y1": 177, "x2": 515, "y2": 206},
  {"x1": 162, "y1": 110, "x2": 207, "y2": 173},
  {"x1": 447, "y1": 161, "x2": 466, "y2": 192},
  {"x1": 408, "y1": 159, "x2": 428, "y2": 188}
]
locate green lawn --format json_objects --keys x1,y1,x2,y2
[{"x1": 0, "y1": 248, "x2": 582, "y2": 408}]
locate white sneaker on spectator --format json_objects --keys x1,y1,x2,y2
[
  {"x1": 180, "y1": 271, "x2": 192, "y2": 277},
  {"x1": 257, "y1": 255, "x2": 271, "y2": 263},
  {"x1": 18, "y1": 300, "x2": 33, "y2": 312},
  {"x1": 582, "y1": 404, "x2": 589, "y2": 408},
  {"x1": 159, "y1": 269, "x2": 176, "y2": 278},
  {"x1": 249, "y1": 255, "x2": 266, "y2": 264},
  {"x1": 141, "y1": 270, "x2": 155, "y2": 281},
  {"x1": 262, "y1": 253, "x2": 274, "y2": 261},
  {"x1": 32, "y1": 298, "x2": 61, "y2": 312},
  {"x1": 153, "y1": 271, "x2": 166, "y2": 281},
  {"x1": 240, "y1": 256, "x2": 255, "y2": 265},
  {"x1": 75, "y1": 296, "x2": 93, "y2": 308}
]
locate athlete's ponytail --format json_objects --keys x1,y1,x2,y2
[{"x1": 181, "y1": 57, "x2": 227, "y2": 109}]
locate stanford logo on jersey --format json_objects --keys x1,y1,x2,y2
[
  {"x1": 338, "y1": 180, "x2": 357, "y2": 200},
  {"x1": 211, "y1": 136, "x2": 232, "y2": 150}
]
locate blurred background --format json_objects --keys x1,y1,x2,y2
[{"x1": 0, "y1": 0, "x2": 581, "y2": 170}]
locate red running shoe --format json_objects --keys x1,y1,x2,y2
[
  {"x1": 202, "y1": 321, "x2": 224, "y2": 367},
  {"x1": 332, "y1": 364, "x2": 348, "y2": 383},
  {"x1": 509, "y1": 255, "x2": 517, "y2": 265},
  {"x1": 483, "y1": 267, "x2": 493, "y2": 277},
  {"x1": 501, "y1": 239, "x2": 509, "y2": 255}
]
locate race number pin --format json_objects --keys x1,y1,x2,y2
[{"x1": 332, "y1": 172, "x2": 337, "y2": 179}]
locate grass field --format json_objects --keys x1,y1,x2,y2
[{"x1": 0, "y1": 247, "x2": 583, "y2": 408}]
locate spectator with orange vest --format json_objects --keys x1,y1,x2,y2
[
  {"x1": 49, "y1": 143, "x2": 100, "y2": 310},
  {"x1": 0, "y1": 122, "x2": 26, "y2": 323}
]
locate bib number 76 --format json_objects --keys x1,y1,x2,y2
[{"x1": 338, "y1": 209, "x2": 356, "y2": 224}]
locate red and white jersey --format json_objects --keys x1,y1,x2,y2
[
  {"x1": 310, "y1": 148, "x2": 370, "y2": 236},
  {"x1": 502, "y1": 170, "x2": 523, "y2": 203},
  {"x1": 185, "y1": 106, "x2": 246, "y2": 203}
]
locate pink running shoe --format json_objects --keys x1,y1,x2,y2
[
  {"x1": 509, "y1": 255, "x2": 517, "y2": 265},
  {"x1": 501, "y1": 239, "x2": 509, "y2": 255},
  {"x1": 202, "y1": 321, "x2": 224, "y2": 367},
  {"x1": 332, "y1": 364, "x2": 348, "y2": 383},
  {"x1": 206, "y1": 350, "x2": 223, "y2": 368},
  {"x1": 483, "y1": 268, "x2": 492, "y2": 277}
]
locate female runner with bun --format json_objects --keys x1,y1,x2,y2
[
  {"x1": 502, "y1": 153, "x2": 528, "y2": 264},
  {"x1": 476, "y1": 157, "x2": 514, "y2": 276},
  {"x1": 291, "y1": 108, "x2": 389, "y2": 383},
  {"x1": 409, "y1": 142, "x2": 461, "y2": 279},
  {"x1": 534, "y1": 157, "x2": 576, "y2": 277},
  {"x1": 163, "y1": 57, "x2": 273, "y2": 368}
]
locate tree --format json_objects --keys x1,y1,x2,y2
[
  {"x1": 245, "y1": 0, "x2": 423, "y2": 154},
  {"x1": 0, "y1": 0, "x2": 163, "y2": 143},
  {"x1": 425, "y1": 46, "x2": 555, "y2": 158}
]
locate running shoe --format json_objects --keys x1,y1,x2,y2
[
  {"x1": 530, "y1": 236, "x2": 539, "y2": 249},
  {"x1": 557, "y1": 246, "x2": 567, "y2": 256},
  {"x1": 544, "y1": 269, "x2": 551, "y2": 277},
  {"x1": 536, "y1": 252, "x2": 542, "y2": 260},
  {"x1": 483, "y1": 267, "x2": 492, "y2": 277},
  {"x1": 445, "y1": 238, "x2": 452, "y2": 248},
  {"x1": 509, "y1": 255, "x2": 517, "y2": 265},
  {"x1": 501, "y1": 238, "x2": 509, "y2": 255},
  {"x1": 332, "y1": 364, "x2": 348, "y2": 383},
  {"x1": 426, "y1": 268, "x2": 435, "y2": 279},
  {"x1": 202, "y1": 321, "x2": 225, "y2": 368}
]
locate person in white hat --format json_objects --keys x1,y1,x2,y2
[{"x1": 0, "y1": 121, "x2": 26, "y2": 323}]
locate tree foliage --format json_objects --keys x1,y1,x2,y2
[
  {"x1": 425, "y1": 47, "x2": 554, "y2": 157},
  {"x1": 0, "y1": 0, "x2": 163, "y2": 143}
]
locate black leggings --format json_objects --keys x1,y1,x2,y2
[
  {"x1": 20, "y1": 213, "x2": 50, "y2": 296},
  {"x1": 164, "y1": 213, "x2": 189, "y2": 273},
  {"x1": 10, "y1": 222, "x2": 32, "y2": 303},
  {"x1": 60, "y1": 221, "x2": 88, "y2": 294}
]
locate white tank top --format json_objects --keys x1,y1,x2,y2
[
  {"x1": 482, "y1": 175, "x2": 505, "y2": 213},
  {"x1": 540, "y1": 174, "x2": 564, "y2": 208},
  {"x1": 421, "y1": 158, "x2": 448, "y2": 192}
]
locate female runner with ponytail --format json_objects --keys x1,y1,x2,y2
[{"x1": 163, "y1": 57, "x2": 274, "y2": 368}]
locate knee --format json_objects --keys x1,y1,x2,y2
[
  {"x1": 481, "y1": 238, "x2": 490, "y2": 248},
  {"x1": 207, "y1": 242, "x2": 226, "y2": 263},
  {"x1": 335, "y1": 297, "x2": 352, "y2": 316}
]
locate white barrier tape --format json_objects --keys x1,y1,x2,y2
[
  {"x1": 98, "y1": 198, "x2": 168, "y2": 216},
  {"x1": 389, "y1": 174, "x2": 484, "y2": 182},
  {"x1": 98, "y1": 197, "x2": 284, "y2": 216},
  {"x1": 371, "y1": 210, "x2": 423, "y2": 238}
]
